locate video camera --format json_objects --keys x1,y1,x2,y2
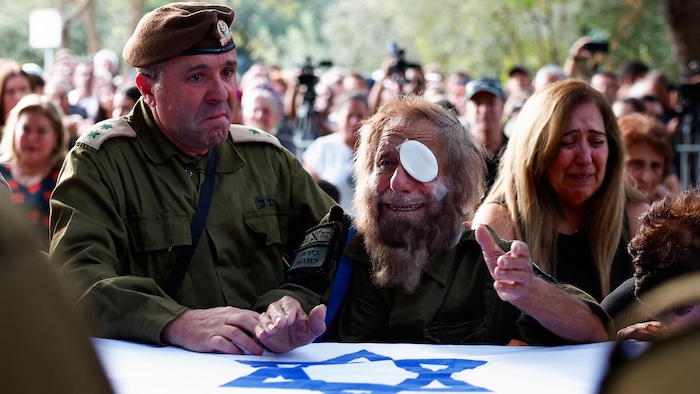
[
  {"x1": 294, "y1": 57, "x2": 333, "y2": 150},
  {"x1": 389, "y1": 42, "x2": 409, "y2": 76},
  {"x1": 297, "y1": 57, "x2": 332, "y2": 107}
]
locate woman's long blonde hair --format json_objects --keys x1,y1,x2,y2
[{"x1": 485, "y1": 80, "x2": 628, "y2": 296}]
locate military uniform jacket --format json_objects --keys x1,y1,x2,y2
[
  {"x1": 49, "y1": 100, "x2": 336, "y2": 344},
  {"x1": 318, "y1": 211, "x2": 611, "y2": 345}
]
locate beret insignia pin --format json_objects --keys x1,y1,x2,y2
[{"x1": 217, "y1": 20, "x2": 233, "y2": 47}]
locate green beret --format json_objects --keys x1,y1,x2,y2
[{"x1": 123, "y1": 2, "x2": 236, "y2": 68}]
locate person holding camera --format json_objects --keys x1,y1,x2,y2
[
  {"x1": 368, "y1": 45, "x2": 426, "y2": 114},
  {"x1": 564, "y1": 36, "x2": 609, "y2": 82}
]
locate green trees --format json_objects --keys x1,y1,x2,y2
[{"x1": 0, "y1": 0, "x2": 696, "y2": 82}]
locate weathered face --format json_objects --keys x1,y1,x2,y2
[
  {"x1": 359, "y1": 118, "x2": 470, "y2": 292},
  {"x1": 546, "y1": 101, "x2": 609, "y2": 207},
  {"x1": 144, "y1": 50, "x2": 238, "y2": 156},
  {"x1": 373, "y1": 119, "x2": 446, "y2": 225}
]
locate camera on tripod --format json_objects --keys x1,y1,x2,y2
[
  {"x1": 297, "y1": 57, "x2": 332, "y2": 107},
  {"x1": 293, "y1": 57, "x2": 332, "y2": 151}
]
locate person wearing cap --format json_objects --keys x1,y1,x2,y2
[
  {"x1": 49, "y1": 2, "x2": 335, "y2": 355},
  {"x1": 255, "y1": 95, "x2": 611, "y2": 352},
  {"x1": 463, "y1": 77, "x2": 508, "y2": 192}
]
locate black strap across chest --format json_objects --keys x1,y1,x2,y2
[{"x1": 164, "y1": 146, "x2": 217, "y2": 298}]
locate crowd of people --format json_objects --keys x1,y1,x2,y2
[{"x1": 2, "y1": 4, "x2": 700, "y2": 388}]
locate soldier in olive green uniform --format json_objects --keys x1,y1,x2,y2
[
  {"x1": 49, "y1": 3, "x2": 334, "y2": 355},
  {"x1": 257, "y1": 96, "x2": 612, "y2": 353}
]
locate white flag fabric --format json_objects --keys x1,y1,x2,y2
[{"x1": 93, "y1": 338, "x2": 625, "y2": 393}]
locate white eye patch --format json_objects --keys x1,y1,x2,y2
[{"x1": 398, "y1": 140, "x2": 439, "y2": 183}]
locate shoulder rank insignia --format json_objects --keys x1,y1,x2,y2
[
  {"x1": 76, "y1": 118, "x2": 137, "y2": 150},
  {"x1": 229, "y1": 124, "x2": 282, "y2": 149}
]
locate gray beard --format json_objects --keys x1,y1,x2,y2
[{"x1": 360, "y1": 191, "x2": 464, "y2": 293}]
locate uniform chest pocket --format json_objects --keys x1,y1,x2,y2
[
  {"x1": 127, "y1": 211, "x2": 191, "y2": 252},
  {"x1": 243, "y1": 211, "x2": 282, "y2": 246}
]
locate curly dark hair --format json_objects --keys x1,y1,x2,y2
[{"x1": 632, "y1": 189, "x2": 700, "y2": 297}]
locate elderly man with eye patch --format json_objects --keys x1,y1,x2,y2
[{"x1": 254, "y1": 95, "x2": 612, "y2": 353}]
